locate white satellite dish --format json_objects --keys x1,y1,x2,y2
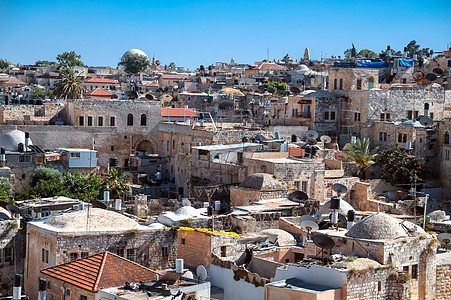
[
  {"x1": 196, "y1": 265, "x2": 208, "y2": 281},
  {"x1": 300, "y1": 215, "x2": 317, "y2": 222},
  {"x1": 300, "y1": 220, "x2": 319, "y2": 232},
  {"x1": 332, "y1": 183, "x2": 348, "y2": 196},
  {"x1": 320, "y1": 135, "x2": 332, "y2": 143},
  {"x1": 438, "y1": 233, "x2": 451, "y2": 248},
  {"x1": 305, "y1": 130, "x2": 319, "y2": 139},
  {"x1": 181, "y1": 199, "x2": 191, "y2": 207}
]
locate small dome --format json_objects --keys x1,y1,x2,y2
[
  {"x1": 320, "y1": 199, "x2": 354, "y2": 216},
  {"x1": 346, "y1": 213, "x2": 426, "y2": 240},
  {"x1": 295, "y1": 64, "x2": 310, "y2": 73},
  {"x1": 0, "y1": 130, "x2": 33, "y2": 151},
  {"x1": 122, "y1": 49, "x2": 148, "y2": 60},
  {"x1": 239, "y1": 173, "x2": 283, "y2": 190},
  {"x1": 42, "y1": 208, "x2": 141, "y2": 232},
  {"x1": 218, "y1": 88, "x2": 245, "y2": 97},
  {"x1": 174, "y1": 206, "x2": 198, "y2": 216},
  {"x1": 261, "y1": 229, "x2": 296, "y2": 246}
]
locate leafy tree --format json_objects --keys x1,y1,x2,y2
[
  {"x1": 379, "y1": 49, "x2": 402, "y2": 58},
  {"x1": 103, "y1": 168, "x2": 131, "y2": 199},
  {"x1": 351, "y1": 43, "x2": 357, "y2": 58},
  {"x1": 405, "y1": 40, "x2": 430, "y2": 58},
  {"x1": 341, "y1": 138, "x2": 378, "y2": 181},
  {"x1": 35, "y1": 60, "x2": 58, "y2": 67},
  {"x1": 155, "y1": 60, "x2": 161, "y2": 66},
  {"x1": 263, "y1": 81, "x2": 286, "y2": 94},
  {"x1": 0, "y1": 177, "x2": 14, "y2": 204},
  {"x1": 53, "y1": 67, "x2": 85, "y2": 99},
  {"x1": 375, "y1": 148, "x2": 424, "y2": 185},
  {"x1": 0, "y1": 59, "x2": 11, "y2": 69},
  {"x1": 119, "y1": 53, "x2": 150, "y2": 74},
  {"x1": 29, "y1": 86, "x2": 53, "y2": 100},
  {"x1": 357, "y1": 49, "x2": 378, "y2": 59},
  {"x1": 56, "y1": 51, "x2": 85, "y2": 68},
  {"x1": 31, "y1": 166, "x2": 62, "y2": 186}
]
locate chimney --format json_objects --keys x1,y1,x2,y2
[
  {"x1": 0, "y1": 147, "x2": 5, "y2": 167},
  {"x1": 25, "y1": 132, "x2": 30, "y2": 148},
  {"x1": 13, "y1": 274, "x2": 23, "y2": 300}
]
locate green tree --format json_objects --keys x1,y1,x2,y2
[
  {"x1": 342, "y1": 138, "x2": 378, "y2": 181},
  {"x1": 357, "y1": 49, "x2": 378, "y2": 59},
  {"x1": 375, "y1": 148, "x2": 424, "y2": 185},
  {"x1": 56, "y1": 51, "x2": 85, "y2": 68},
  {"x1": 103, "y1": 168, "x2": 131, "y2": 199},
  {"x1": 405, "y1": 40, "x2": 430, "y2": 58},
  {"x1": 29, "y1": 86, "x2": 53, "y2": 100},
  {"x1": 0, "y1": 59, "x2": 11, "y2": 69},
  {"x1": 263, "y1": 81, "x2": 286, "y2": 94},
  {"x1": 351, "y1": 43, "x2": 357, "y2": 58},
  {"x1": 155, "y1": 59, "x2": 161, "y2": 66},
  {"x1": 31, "y1": 166, "x2": 62, "y2": 186},
  {"x1": 379, "y1": 49, "x2": 402, "y2": 58},
  {"x1": 0, "y1": 177, "x2": 14, "y2": 204},
  {"x1": 35, "y1": 60, "x2": 58, "y2": 67},
  {"x1": 53, "y1": 67, "x2": 85, "y2": 99},
  {"x1": 119, "y1": 53, "x2": 150, "y2": 74}
]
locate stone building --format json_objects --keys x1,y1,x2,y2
[
  {"x1": 328, "y1": 68, "x2": 380, "y2": 97},
  {"x1": 24, "y1": 208, "x2": 177, "y2": 298},
  {"x1": 436, "y1": 118, "x2": 451, "y2": 196}
]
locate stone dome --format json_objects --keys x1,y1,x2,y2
[
  {"x1": 346, "y1": 213, "x2": 426, "y2": 240},
  {"x1": 218, "y1": 88, "x2": 245, "y2": 97},
  {"x1": 121, "y1": 49, "x2": 148, "y2": 60},
  {"x1": 41, "y1": 208, "x2": 141, "y2": 232},
  {"x1": 261, "y1": 229, "x2": 296, "y2": 246},
  {"x1": 0, "y1": 130, "x2": 33, "y2": 151},
  {"x1": 295, "y1": 64, "x2": 310, "y2": 73},
  {"x1": 239, "y1": 173, "x2": 283, "y2": 190},
  {"x1": 320, "y1": 199, "x2": 355, "y2": 216}
]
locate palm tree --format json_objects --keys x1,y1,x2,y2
[
  {"x1": 342, "y1": 138, "x2": 378, "y2": 181},
  {"x1": 53, "y1": 67, "x2": 85, "y2": 99},
  {"x1": 103, "y1": 168, "x2": 131, "y2": 200}
]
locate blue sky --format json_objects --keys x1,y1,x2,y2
[{"x1": 0, "y1": 0, "x2": 450, "y2": 69}]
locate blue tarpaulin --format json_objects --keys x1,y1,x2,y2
[
  {"x1": 399, "y1": 59, "x2": 413, "y2": 67},
  {"x1": 356, "y1": 61, "x2": 388, "y2": 68}
]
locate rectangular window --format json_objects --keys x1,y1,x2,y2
[
  {"x1": 324, "y1": 111, "x2": 329, "y2": 120},
  {"x1": 79, "y1": 116, "x2": 84, "y2": 126},
  {"x1": 42, "y1": 248, "x2": 49, "y2": 263},
  {"x1": 339, "y1": 79, "x2": 343, "y2": 90},
  {"x1": 379, "y1": 132, "x2": 387, "y2": 142},
  {"x1": 161, "y1": 141, "x2": 164, "y2": 151},
  {"x1": 70, "y1": 253, "x2": 78, "y2": 261},
  {"x1": 334, "y1": 79, "x2": 337, "y2": 90},
  {"x1": 411, "y1": 264, "x2": 418, "y2": 279},
  {"x1": 354, "y1": 112, "x2": 361, "y2": 122},
  {"x1": 407, "y1": 110, "x2": 413, "y2": 120},
  {"x1": 110, "y1": 116, "x2": 116, "y2": 127},
  {"x1": 414, "y1": 111, "x2": 419, "y2": 119},
  {"x1": 87, "y1": 116, "x2": 93, "y2": 126},
  {"x1": 356, "y1": 79, "x2": 362, "y2": 90},
  {"x1": 430, "y1": 112, "x2": 434, "y2": 119},
  {"x1": 181, "y1": 238, "x2": 185, "y2": 245},
  {"x1": 111, "y1": 145, "x2": 114, "y2": 152},
  {"x1": 116, "y1": 249, "x2": 124, "y2": 257},
  {"x1": 330, "y1": 111, "x2": 335, "y2": 120},
  {"x1": 221, "y1": 246, "x2": 227, "y2": 257},
  {"x1": 80, "y1": 295, "x2": 88, "y2": 300},
  {"x1": 403, "y1": 134, "x2": 407, "y2": 143},
  {"x1": 398, "y1": 133, "x2": 403, "y2": 143},
  {"x1": 18, "y1": 155, "x2": 32, "y2": 163},
  {"x1": 380, "y1": 113, "x2": 385, "y2": 121},
  {"x1": 301, "y1": 181, "x2": 308, "y2": 192},
  {"x1": 70, "y1": 152, "x2": 80, "y2": 158},
  {"x1": 3, "y1": 248, "x2": 12, "y2": 262},
  {"x1": 98, "y1": 116, "x2": 103, "y2": 126},
  {"x1": 126, "y1": 249, "x2": 135, "y2": 261},
  {"x1": 386, "y1": 113, "x2": 390, "y2": 121},
  {"x1": 81, "y1": 252, "x2": 89, "y2": 258},
  {"x1": 161, "y1": 247, "x2": 168, "y2": 257},
  {"x1": 445, "y1": 150, "x2": 450, "y2": 161},
  {"x1": 295, "y1": 181, "x2": 300, "y2": 189}
]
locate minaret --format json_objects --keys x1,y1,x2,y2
[{"x1": 304, "y1": 47, "x2": 310, "y2": 61}]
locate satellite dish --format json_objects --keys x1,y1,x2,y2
[
  {"x1": 290, "y1": 191, "x2": 309, "y2": 201},
  {"x1": 332, "y1": 183, "x2": 348, "y2": 196},
  {"x1": 290, "y1": 86, "x2": 301, "y2": 94},
  {"x1": 196, "y1": 265, "x2": 208, "y2": 281},
  {"x1": 438, "y1": 233, "x2": 451, "y2": 248},
  {"x1": 419, "y1": 116, "x2": 433, "y2": 127},
  {"x1": 425, "y1": 73, "x2": 438, "y2": 81},
  {"x1": 337, "y1": 213, "x2": 347, "y2": 226},
  {"x1": 312, "y1": 234, "x2": 335, "y2": 249},
  {"x1": 266, "y1": 87, "x2": 276, "y2": 93},
  {"x1": 301, "y1": 220, "x2": 319, "y2": 237},
  {"x1": 314, "y1": 210, "x2": 323, "y2": 220},
  {"x1": 145, "y1": 94, "x2": 154, "y2": 100},
  {"x1": 320, "y1": 135, "x2": 331, "y2": 143},
  {"x1": 432, "y1": 68, "x2": 443, "y2": 75},
  {"x1": 306, "y1": 137, "x2": 318, "y2": 145},
  {"x1": 182, "y1": 199, "x2": 191, "y2": 207},
  {"x1": 412, "y1": 70, "x2": 424, "y2": 81},
  {"x1": 6, "y1": 204, "x2": 21, "y2": 215},
  {"x1": 305, "y1": 130, "x2": 319, "y2": 139}
]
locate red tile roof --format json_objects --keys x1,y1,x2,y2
[
  {"x1": 257, "y1": 62, "x2": 287, "y2": 71},
  {"x1": 0, "y1": 77, "x2": 27, "y2": 86},
  {"x1": 82, "y1": 78, "x2": 119, "y2": 84},
  {"x1": 41, "y1": 251, "x2": 161, "y2": 292},
  {"x1": 143, "y1": 82, "x2": 158, "y2": 87},
  {"x1": 162, "y1": 107, "x2": 197, "y2": 118},
  {"x1": 84, "y1": 88, "x2": 114, "y2": 98},
  {"x1": 160, "y1": 74, "x2": 188, "y2": 80}
]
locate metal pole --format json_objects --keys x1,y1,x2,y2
[{"x1": 423, "y1": 194, "x2": 429, "y2": 229}]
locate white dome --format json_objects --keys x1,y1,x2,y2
[
  {"x1": 0, "y1": 130, "x2": 33, "y2": 151},
  {"x1": 122, "y1": 49, "x2": 148, "y2": 60},
  {"x1": 295, "y1": 64, "x2": 310, "y2": 74}
]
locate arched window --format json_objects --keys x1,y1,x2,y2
[
  {"x1": 127, "y1": 114, "x2": 133, "y2": 126},
  {"x1": 141, "y1": 114, "x2": 147, "y2": 126},
  {"x1": 445, "y1": 131, "x2": 450, "y2": 145}
]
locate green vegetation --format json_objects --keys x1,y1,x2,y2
[
  {"x1": 263, "y1": 81, "x2": 286, "y2": 94},
  {"x1": 0, "y1": 177, "x2": 14, "y2": 204},
  {"x1": 29, "y1": 86, "x2": 53, "y2": 100},
  {"x1": 346, "y1": 256, "x2": 357, "y2": 262},
  {"x1": 35, "y1": 60, "x2": 58, "y2": 67},
  {"x1": 375, "y1": 148, "x2": 424, "y2": 185},
  {"x1": 405, "y1": 40, "x2": 430, "y2": 58},
  {"x1": 56, "y1": 51, "x2": 85, "y2": 68},
  {"x1": 342, "y1": 138, "x2": 378, "y2": 181},
  {"x1": 53, "y1": 67, "x2": 85, "y2": 99},
  {"x1": 0, "y1": 59, "x2": 11, "y2": 69},
  {"x1": 119, "y1": 53, "x2": 150, "y2": 74}
]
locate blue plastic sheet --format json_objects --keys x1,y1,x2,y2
[
  {"x1": 356, "y1": 61, "x2": 388, "y2": 68},
  {"x1": 399, "y1": 59, "x2": 413, "y2": 67}
]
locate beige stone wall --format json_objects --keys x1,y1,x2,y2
[
  {"x1": 437, "y1": 119, "x2": 451, "y2": 195},
  {"x1": 265, "y1": 285, "x2": 341, "y2": 300},
  {"x1": 436, "y1": 264, "x2": 451, "y2": 300},
  {"x1": 41, "y1": 275, "x2": 95, "y2": 300},
  {"x1": 0, "y1": 104, "x2": 63, "y2": 124},
  {"x1": 177, "y1": 230, "x2": 212, "y2": 268},
  {"x1": 329, "y1": 69, "x2": 380, "y2": 97}
]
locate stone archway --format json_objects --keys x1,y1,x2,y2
[{"x1": 136, "y1": 139, "x2": 155, "y2": 153}]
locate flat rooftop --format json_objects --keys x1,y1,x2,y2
[{"x1": 266, "y1": 277, "x2": 339, "y2": 294}]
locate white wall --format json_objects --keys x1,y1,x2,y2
[
  {"x1": 208, "y1": 264, "x2": 264, "y2": 300},
  {"x1": 272, "y1": 264, "x2": 347, "y2": 289}
]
